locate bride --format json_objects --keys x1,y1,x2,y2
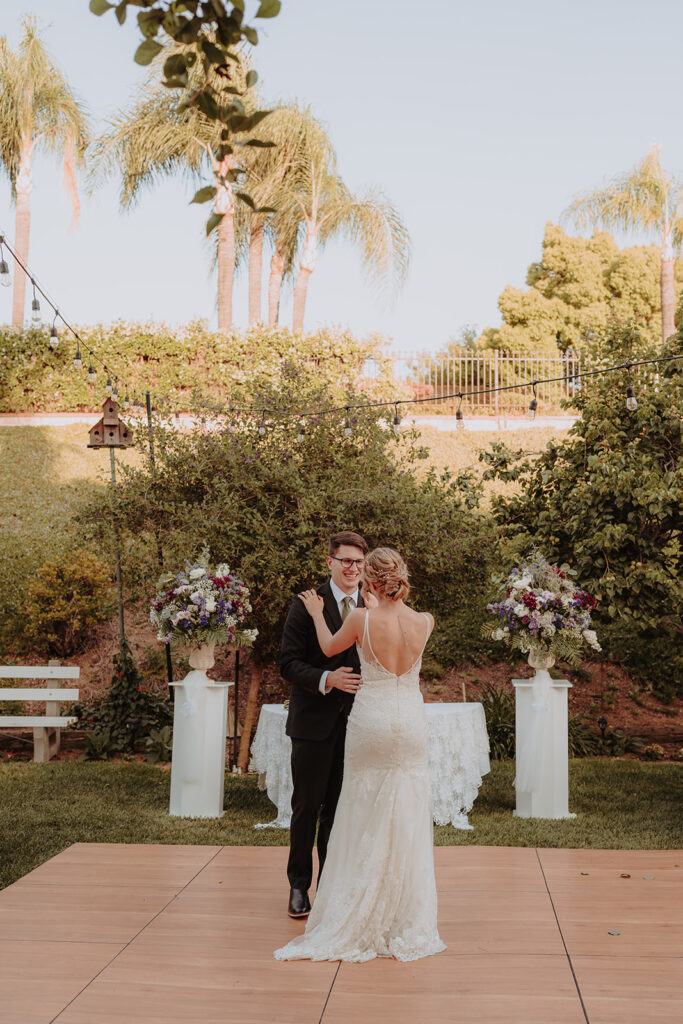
[{"x1": 274, "y1": 547, "x2": 446, "y2": 963}]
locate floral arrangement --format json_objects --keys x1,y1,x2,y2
[
  {"x1": 484, "y1": 552, "x2": 600, "y2": 665},
  {"x1": 150, "y1": 547, "x2": 258, "y2": 650}
]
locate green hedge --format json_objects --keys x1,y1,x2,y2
[{"x1": 0, "y1": 322, "x2": 403, "y2": 413}]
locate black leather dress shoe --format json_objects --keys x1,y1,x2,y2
[{"x1": 288, "y1": 887, "x2": 311, "y2": 918}]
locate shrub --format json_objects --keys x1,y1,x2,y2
[
  {"x1": 145, "y1": 726, "x2": 173, "y2": 763},
  {"x1": 81, "y1": 363, "x2": 498, "y2": 668},
  {"x1": 0, "y1": 322, "x2": 403, "y2": 413},
  {"x1": 76, "y1": 642, "x2": 172, "y2": 754},
  {"x1": 22, "y1": 549, "x2": 116, "y2": 657},
  {"x1": 479, "y1": 684, "x2": 515, "y2": 760},
  {"x1": 480, "y1": 324, "x2": 682, "y2": 698}
]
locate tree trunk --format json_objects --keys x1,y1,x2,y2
[
  {"x1": 660, "y1": 233, "x2": 675, "y2": 344},
  {"x1": 237, "y1": 656, "x2": 262, "y2": 773},
  {"x1": 268, "y1": 249, "x2": 284, "y2": 326},
  {"x1": 292, "y1": 228, "x2": 317, "y2": 332},
  {"x1": 292, "y1": 268, "x2": 312, "y2": 332},
  {"x1": 248, "y1": 220, "x2": 264, "y2": 325},
  {"x1": 215, "y1": 176, "x2": 234, "y2": 331},
  {"x1": 12, "y1": 141, "x2": 33, "y2": 327}
]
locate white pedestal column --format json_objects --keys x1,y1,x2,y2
[
  {"x1": 512, "y1": 675, "x2": 575, "y2": 820},
  {"x1": 168, "y1": 671, "x2": 232, "y2": 818}
]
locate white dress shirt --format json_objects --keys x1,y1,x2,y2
[{"x1": 319, "y1": 579, "x2": 359, "y2": 695}]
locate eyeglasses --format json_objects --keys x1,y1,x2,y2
[{"x1": 330, "y1": 555, "x2": 365, "y2": 569}]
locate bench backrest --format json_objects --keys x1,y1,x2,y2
[{"x1": 0, "y1": 667, "x2": 79, "y2": 680}]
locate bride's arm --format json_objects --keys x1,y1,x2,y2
[{"x1": 298, "y1": 591, "x2": 364, "y2": 655}]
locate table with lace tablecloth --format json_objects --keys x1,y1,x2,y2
[{"x1": 249, "y1": 702, "x2": 490, "y2": 830}]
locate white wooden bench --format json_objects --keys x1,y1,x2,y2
[{"x1": 0, "y1": 665, "x2": 80, "y2": 762}]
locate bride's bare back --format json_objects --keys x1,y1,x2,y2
[{"x1": 360, "y1": 604, "x2": 432, "y2": 677}]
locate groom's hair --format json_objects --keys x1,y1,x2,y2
[{"x1": 328, "y1": 531, "x2": 368, "y2": 556}]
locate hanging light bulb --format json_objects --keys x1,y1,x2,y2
[
  {"x1": 123, "y1": 392, "x2": 130, "y2": 410},
  {"x1": 30, "y1": 282, "x2": 40, "y2": 322},
  {"x1": 105, "y1": 375, "x2": 113, "y2": 396},
  {"x1": 344, "y1": 407, "x2": 352, "y2": 438},
  {"x1": 49, "y1": 318, "x2": 59, "y2": 348},
  {"x1": 258, "y1": 413, "x2": 266, "y2": 436},
  {"x1": 455, "y1": 395, "x2": 465, "y2": 431},
  {"x1": 0, "y1": 239, "x2": 10, "y2": 287},
  {"x1": 73, "y1": 348, "x2": 83, "y2": 370},
  {"x1": 87, "y1": 364, "x2": 96, "y2": 383},
  {"x1": 527, "y1": 384, "x2": 538, "y2": 420},
  {"x1": 626, "y1": 384, "x2": 638, "y2": 412},
  {"x1": 111, "y1": 381, "x2": 119, "y2": 401},
  {"x1": 297, "y1": 423, "x2": 306, "y2": 443},
  {"x1": 392, "y1": 404, "x2": 401, "y2": 436}
]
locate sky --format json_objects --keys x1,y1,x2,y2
[{"x1": 1, "y1": 0, "x2": 683, "y2": 353}]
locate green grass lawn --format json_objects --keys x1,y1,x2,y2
[{"x1": 2, "y1": 759, "x2": 681, "y2": 890}]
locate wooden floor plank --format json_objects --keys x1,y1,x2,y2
[
  {"x1": 572, "y1": 955, "x2": 683, "y2": 1023},
  {"x1": 325, "y1": 954, "x2": 586, "y2": 1024},
  {"x1": 1, "y1": 843, "x2": 679, "y2": 1024},
  {"x1": 0, "y1": 938, "x2": 123, "y2": 1024}
]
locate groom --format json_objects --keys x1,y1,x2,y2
[{"x1": 280, "y1": 530, "x2": 368, "y2": 918}]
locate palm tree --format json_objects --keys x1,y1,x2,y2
[
  {"x1": 566, "y1": 147, "x2": 683, "y2": 343},
  {"x1": 235, "y1": 103, "x2": 314, "y2": 324},
  {"x1": 283, "y1": 120, "x2": 411, "y2": 332},
  {"x1": 91, "y1": 51, "x2": 253, "y2": 330},
  {"x1": 0, "y1": 17, "x2": 89, "y2": 325}
]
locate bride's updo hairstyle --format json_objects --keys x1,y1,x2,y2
[{"x1": 363, "y1": 547, "x2": 410, "y2": 602}]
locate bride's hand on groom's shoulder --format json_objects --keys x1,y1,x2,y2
[{"x1": 298, "y1": 589, "x2": 324, "y2": 617}]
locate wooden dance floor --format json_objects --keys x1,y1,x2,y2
[{"x1": 1, "y1": 844, "x2": 681, "y2": 1024}]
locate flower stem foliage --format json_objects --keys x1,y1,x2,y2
[
  {"x1": 480, "y1": 324, "x2": 682, "y2": 698},
  {"x1": 84, "y1": 362, "x2": 496, "y2": 664}
]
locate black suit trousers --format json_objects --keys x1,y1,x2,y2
[{"x1": 287, "y1": 711, "x2": 347, "y2": 892}]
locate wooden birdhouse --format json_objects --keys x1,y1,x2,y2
[{"x1": 88, "y1": 397, "x2": 134, "y2": 449}]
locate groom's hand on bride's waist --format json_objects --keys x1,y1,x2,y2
[{"x1": 325, "y1": 667, "x2": 363, "y2": 694}]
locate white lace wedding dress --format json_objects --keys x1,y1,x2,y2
[{"x1": 274, "y1": 611, "x2": 446, "y2": 963}]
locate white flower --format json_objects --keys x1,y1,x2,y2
[
  {"x1": 542, "y1": 623, "x2": 556, "y2": 637},
  {"x1": 205, "y1": 597, "x2": 216, "y2": 613},
  {"x1": 189, "y1": 567, "x2": 206, "y2": 580},
  {"x1": 513, "y1": 603, "x2": 526, "y2": 617},
  {"x1": 492, "y1": 628, "x2": 506, "y2": 641},
  {"x1": 583, "y1": 629, "x2": 601, "y2": 650}
]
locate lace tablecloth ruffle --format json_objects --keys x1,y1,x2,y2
[{"x1": 249, "y1": 703, "x2": 490, "y2": 830}]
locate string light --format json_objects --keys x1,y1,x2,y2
[
  {"x1": 455, "y1": 394, "x2": 465, "y2": 432},
  {"x1": 73, "y1": 347, "x2": 83, "y2": 370},
  {"x1": 344, "y1": 407, "x2": 352, "y2": 438},
  {"x1": 49, "y1": 313, "x2": 59, "y2": 348},
  {"x1": 105, "y1": 375, "x2": 113, "y2": 396},
  {"x1": 0, "y1": 236, "x2": 10, "y2": 287},
  {"x1": 87, "y1": 364, "x2": 96, "y2": 383},
  {"x1": 626, "y1": 384, "x2": 637, "y2": 412},
  {"x1": 527, "y1": 383, "x2": 538, "y2": 420},
  {"x1": 297, "y1": 423, "x2": 306, "y2": 443},
  {"x1": 111, "y1": 381, "x2": 119, "y2": 401},
  {"x1": 123, "y1": 392, "x2": 130, "y2": 410},
  {"x1": 392, "y1": 404, "x2": 401, "y2": 436},
  {"x1": 30, "y1": 280, "x2": 40, "y2": 322},
  {"x1": 258, "y1": 413, "x2": 266, "y2": 436}
]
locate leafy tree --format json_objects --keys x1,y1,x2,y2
[
  {"x1": 82, "y1": 363, "x2": 496, "y2": 689},
  {"x1": 481, "y1": 223, "x2": 683, "y2": 353},
  {"x1": 566, "y1": 147, "x2": 683, "y2": 344},
  {"x1": 0, "y1": 16, "x2": 89, "y2": 325},
  {"x1": 480, "y1": 324, "x2": 682, "y2": 698},
  {"x1": 90, "y1": 0, "x2": 281, "y2": 232}
]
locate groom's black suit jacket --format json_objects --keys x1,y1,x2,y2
[{"x1": 280, "y1": 581, "x2": 364, "y2": 741}]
